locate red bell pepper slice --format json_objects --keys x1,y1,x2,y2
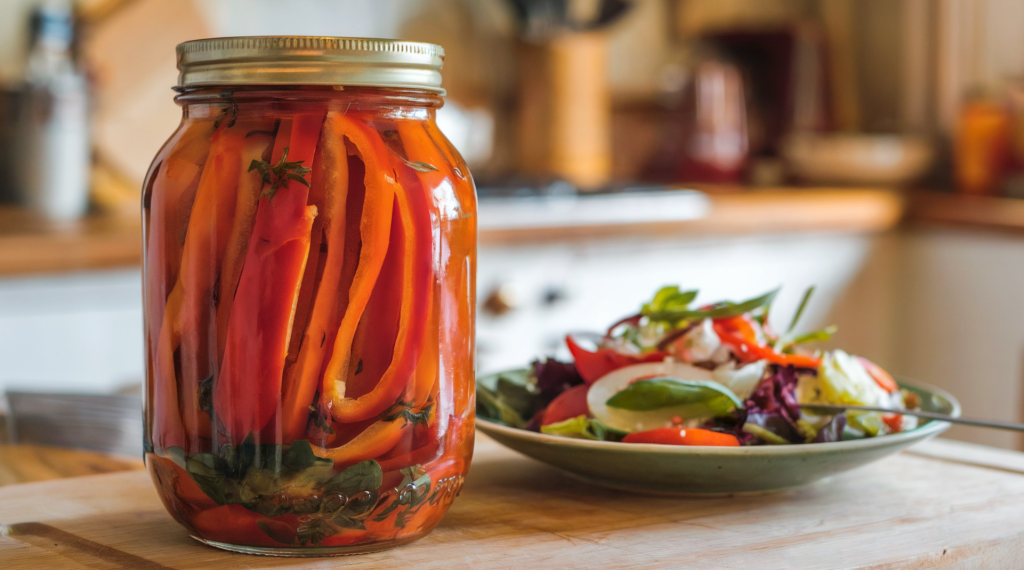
[
  {"x1": 215, "y1": 113, "x2": 324, "y2": 444},
  {"x1": 622, "y1": 427, "x2": 740, "y2": 446},
  {"x1": 153, "y1": 124, "x2": 247, "y2": 451},
  {"x1": 565, "y1": 334, "x2": 668, "y2": 384},
  {"x1": 214, "y1": 127, "x2": 278, "y2": 365}
]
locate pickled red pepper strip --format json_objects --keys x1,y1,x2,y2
[
  {"x1": 280, "y1": 113, "x2": 351, "y2": 441},
  {"x1": 215, "y1": 113, "x2": 324, "y2": 443},
  {"x1": 153, "y1": 125, "x2": 245, "y2": 450},
  {"x1": 325, "y1": 135, "x2": 434, "y2": 423},
  {"x1": 214, "y1": 127, "x2": 278, "y2": 364},
  {"x1": 320, "y1": 116, "x2": 398, "y2": 416},
  {"x1": 144, "y1": 120, "x2": 212, "y2": 348}
]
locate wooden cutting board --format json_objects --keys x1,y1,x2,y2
[{"x1": 1, "y1": 435, "x2": 1024, "y2": 569}]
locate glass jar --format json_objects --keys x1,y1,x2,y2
[{"x1": 142, "y1": 37, "x2": 476, "y2": 556}]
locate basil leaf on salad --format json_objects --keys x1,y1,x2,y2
[
  {"x1": 644, "y1": 287, "x2": 780, "y2": 323},
  {"x1": 606, "y1": 377, "x2": 743, "y2": 416}
]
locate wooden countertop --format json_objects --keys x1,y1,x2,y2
[
  {"x1": 0, "y1": 188, "x2": 905, "y2": 277},
  {"x1": 0, "y1": 445, "x2": 142, "y2": 487},
  {"x1": 0, "y1": 207, "x2": 142, "y2": 277},
  {"x1": 906, "y1": 190, "x2": 1024, "y2": 234},
  {"x1": 1, "y1": 435, "x2": 1023, "y2": 568}
]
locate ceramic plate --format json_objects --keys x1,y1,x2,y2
[{"x1": 476, "y1": 370, "x2": 959, "y2": 495}]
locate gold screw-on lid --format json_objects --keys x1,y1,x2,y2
[{"x1": 176, "y1": 36, "x2": 446, "y2": 94}]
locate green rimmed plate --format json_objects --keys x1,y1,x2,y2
[{"x1": 476, "y1": 370, "x2": 960, "y2": 495}]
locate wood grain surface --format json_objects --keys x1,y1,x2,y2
[
  {"x1": 0, "y1": 445, "x2": 143, "y2": 487},
  {"x1": 1, "y1": 435, "x2": 1023, "y2": 569}
]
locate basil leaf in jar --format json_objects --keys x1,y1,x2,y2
[{"x1": 324, "y1": 460, "x2": 384, "y2": 497}]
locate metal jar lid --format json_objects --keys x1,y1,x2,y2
[{"x1": 176, "y1": 36, "x2": 445, "y2": 94}]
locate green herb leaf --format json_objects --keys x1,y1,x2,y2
[
  {"x1": 250, "y1": 147, "x2": 314, "y2": 201},
  {"x1": 644, "y1": 288, "x2": 780, "y2": 323},
  {"x1": 296, "y1": 518, "x2": 332, "y2": 546},
  {"x1": 476, "y1": 384, "x2": 526, "y2": 428},
  {"x1": 788, "y1": 325, "x2": 837, "y2": 346},
  {"x1": 642, "y1": 286, "x2": 698, "y2": 315},
  {"x1": 324, "y1": 460, "x2": 383, "y2": 497},
  {"x1": 281, "y1": 440, "x2": 332, "y2": 472},
  {"x1": 185, "y1": 453, "x2": 228, "y2": 504},
  {"x1": 606, "y1": 377, "x2": 742, "y2": 416},
  {"x1": 788, "y1": 286, "x2": 815, "y2": 334},
  {"x1": 495, "y1": 376, "x2": 536, "y2": 419}
]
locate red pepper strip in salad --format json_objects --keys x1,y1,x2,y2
[
  {"x1": 153, "y1": 125, "x2": 245, "y2": 451},
  {"x1": 328, "y1": 149, "x2": 433, "y2": 423},
  {"x1": 712, "y1": 318, "x2": 822, "y2": 369},
  {"x1": 622, "y1": 427, "x2": 740, "y2": 447},
  {"x1": 313, "y1": 403, "x2": 435, "y2": 468},
  {"x1": 214, "y1": 127, "x2": 277, "y2": 365},
  {"x1": 278, "y1": 113, "x2": 352, "y2": 442},
  {"x1": 321, "y1": 116, "x2": 398, "y2": 416},
  {"x1": 565, "y1": 334, "x2": 669, "y2": 384},
  {"x1": 215, "y1": 113, "x2": 324, "y2": 444},
  {"x1": 859, "y1": 356, "x2": 900, "y2": 393},
  {"x1": 882, "y1": 413, "x2": 903, "y2": 433}
]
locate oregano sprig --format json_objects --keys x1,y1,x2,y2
[{"x1": 249, "y1": 147, "x2": 312, "y2": 202}]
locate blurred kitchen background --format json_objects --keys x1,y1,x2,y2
[{"x1": 1, "y1": 0, "x2": 1023, "y2": 453}]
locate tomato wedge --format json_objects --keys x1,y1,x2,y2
[
  {"x1": 858, "y1": 356, "x2": 900, "y2": 393},
  {"x1": 622, "y1": 427, "x2": 740, "y2": 447},
  {"x1": 541, "y1": 384, "x2": 590, "y2": 426},
  {"x1": 565, "y1": 335, "x2": 667, "y2": 384}
]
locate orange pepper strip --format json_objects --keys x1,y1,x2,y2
[
  {"x1": 280, "y1": 113, "x2": 351, "y2": 441},
  {"x1": 321, "y1": 116, "x2": 397, "y2": 416},
  {"x1": 415, "y1": 121, "x2": 477, "y2": 418},
  {"x1": 214, "y1": 128, "x2": 278, "y2": 364},
  {"x1": 153, "y1": 125, "x2": 245, "y2": 451},
  {"x1": 215, "y1": 114, "x2": 324, "y2": 444},
  {"x1": 327, "y1": 141, "x2": 433, "y2": 423},
  {"x1": 714, "y1": 318, "x2": 822, "y2": 369},
  {"x1": 144, "y1": 121, "x2": 211, "y2": 446},
  {"x1": 313, "y1": 403, "x2": 435, "y2": 468}
]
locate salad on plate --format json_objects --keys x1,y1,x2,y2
[{"x1": 477, "y1": 285, "x2": 922, "y2": 447}]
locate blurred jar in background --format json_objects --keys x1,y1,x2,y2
[
  {"x1": 15, "y1": 2, "x2": 91, "y2": 220},
  {"x1": 677, "y1": 51, "x2": 749, "y2": 183},
  {"x1": 955, "y1": 93, "x2": 1010, "y2": 196}
]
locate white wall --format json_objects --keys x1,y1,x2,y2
[
  {"x1": 0, "y1": 269, "x2": 143, "y2": 394},
  {"x1": 897, "y1": 228, "x2": 1024, "y2": 450}
]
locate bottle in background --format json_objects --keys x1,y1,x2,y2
[{"x1": 16, "y1": 1, "x2": 91, "y2": 221}]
